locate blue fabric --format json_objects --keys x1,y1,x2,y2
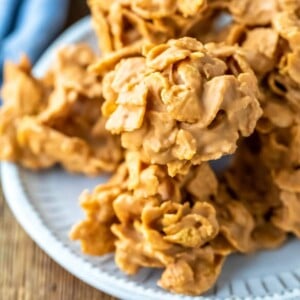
[{"x1": 0, "y1": 0, "x2": 70, "y2": 84}]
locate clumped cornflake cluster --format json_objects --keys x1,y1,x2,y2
[
  {"x1": 88, "y1": 0, "x2": 208, "y2": 53},
  {"x1": 0, "y1": 45, "x2": 122, "y2": 175},
  {"x1": 100, "y1": 37, "x2": 262, "y2": 176},
  {"x1": 1, "y1": 0, "x2": 300, "y2": 296}
]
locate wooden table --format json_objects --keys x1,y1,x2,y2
[{"x1": 0, "y1": 2, "x2": 116, "y2": 300}]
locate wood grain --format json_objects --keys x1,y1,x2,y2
[{"x1": 0, "y1": 2, "x2": 116, "y2": 299}]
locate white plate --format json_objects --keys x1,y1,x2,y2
[{"x1": 2, "y1": 16, "x2": 300, "y2": 300}]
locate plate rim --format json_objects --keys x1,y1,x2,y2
[{"x1": 1, "y1": 16, "x2": 300, "y2": 300}]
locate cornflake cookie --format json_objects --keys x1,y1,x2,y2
[
  {"x1": 219, "y1": 0, "x2": 300, "y2": 241},
  {"x1": 257, "y1": 125, "x2": 300, "y2": 238},
  {"x1": 223, "y1": 127, "x2": 300, "y2": 245},
  {"x1": 88, "y1": 0, "x2": 209, "y2": 54},
  {"x1": 225, "y1": 80, "x2": 300, "y2": 243},
  {"x1": 71, "y1": 152, "x2": 227, "y2": 295},
  {"x1": 222, "y1": 137, "x2": 288, "y2": 250},
  {"x1": 0, "y1": 44, "x2": 122, "y2": 175},
  {"x1": 266, "y1": 126, "x2": 300, "y2": 238},
  {"x1": 71, "y1": 147, "x2": 291, "y2": 295},
  {"x1": 100, "y1": 37, "x2": 262, "y2": 176},
  {"x1": 221, "y1": 0, "x2": 300, "y2": 93}
]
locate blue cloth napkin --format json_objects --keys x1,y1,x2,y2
[{"x1": 0, "y1": 0, "x2": 70, "y2": 84}]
